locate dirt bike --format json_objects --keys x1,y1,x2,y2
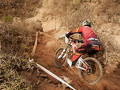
[{"x1": 54, "y1": 36, "x2": 103, "y2": 85}]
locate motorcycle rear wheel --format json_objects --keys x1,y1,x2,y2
[{"x1": 79, "y1": 57, "x2": 103, "y2": 85}]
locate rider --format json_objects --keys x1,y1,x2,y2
[{"x1": 66, "y1": 20, "x2": 102, "y2": 66}]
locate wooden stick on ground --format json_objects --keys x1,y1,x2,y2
[{"x1": 31, "y1": 32, "x2": 39, "y2": 57}]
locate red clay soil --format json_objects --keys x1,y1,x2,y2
[{"x1": 32, "y1": 34, "x2": 120, "y2": 90}]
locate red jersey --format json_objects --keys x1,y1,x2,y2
[{"x1": 71, "y1": 26, "x2": 97, "y2": 46}]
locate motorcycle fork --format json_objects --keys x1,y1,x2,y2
[
  {"x1": 76, "y1": 57, "x2": 89, "y2": 71},
  {"x1": 58, "y1": 49, "x2": 66, "y2": 59}
]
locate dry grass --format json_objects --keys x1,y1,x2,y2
[
  {"x1": 0, "y1": 23, "x2": 37, "y2": 90},
  {"x1": 0, "y1": 54, "x2": 35, "y2": 90},
  {"x1": 0, "y1": 0, "x2": 42, "y2": 19},
  {"x1": 0, "y1": 23, "x2": 35, "y2": 57}
]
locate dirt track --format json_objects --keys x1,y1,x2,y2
[{"x1": 31, "y1": 33, "x2": 120, "y2": 90}]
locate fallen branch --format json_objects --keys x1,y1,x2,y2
[
  {"x1": 36, "y1": 63, "x2": 76, "y2": 90},
  {"x1": 29, "y1": 59, "x2": 76, "y2": 90},
  {"x1": 31, "y1": 32, "x2": 39, "y2": 56}
]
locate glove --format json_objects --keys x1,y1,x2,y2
[
  {"x1": 72, "y1": 39, "x2": 83, "y2": 43},
  {"x1": 78, "y1": 40, "x2": 84, "y2": 43},
  {"x1": 65, "y1": 32, "x2": 73, "y2": 38}
]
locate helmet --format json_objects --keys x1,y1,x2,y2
[{"x1": 81, "y1": 20, "x2": 92, "y2": 27}]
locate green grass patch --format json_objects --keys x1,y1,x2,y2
[{"x1": 2, "y1": 16, "x2": 13, "y2": 23}]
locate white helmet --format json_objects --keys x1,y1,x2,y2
[{"x1": 81, "y1": 20, "x2": 92, "y2": 27}]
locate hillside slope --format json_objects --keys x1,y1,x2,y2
[{"x1": 0, "y1": 0, "x2": 120, "y2": 90}]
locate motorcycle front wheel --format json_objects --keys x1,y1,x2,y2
[
  {"x1": 79, "y1": 57, "x2": 103, "y2": 85},
  {"x1": 54, "y1": 48, "x2": 67, "y2": 68}
]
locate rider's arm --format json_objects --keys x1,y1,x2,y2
[{"x1": 66, "y1": 27, "x2": 82, "y2": 38}]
